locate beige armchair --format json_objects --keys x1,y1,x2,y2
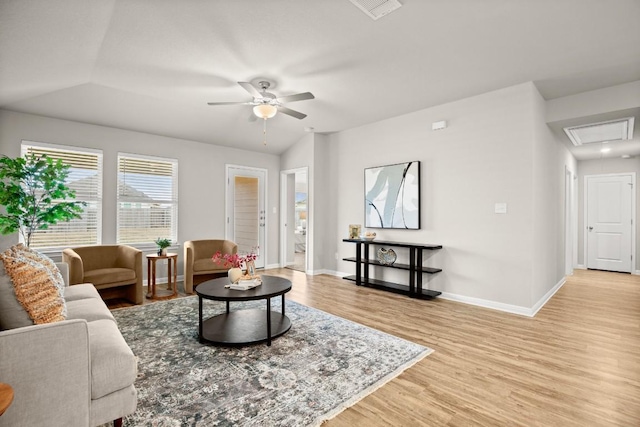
[
  {"x1": 184, "y1": 239, "x2": 238, "y2": 294},
  {"x1": 62, "y1": 245, "x2": 143, "y2": 304}
]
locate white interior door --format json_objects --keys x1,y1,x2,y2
[
  {"x1": 226, "y1": 166, "x2": 266, "y2": 268},
  {"x1": 586, "y1": 174, "x2": 633, "y2": 273}
]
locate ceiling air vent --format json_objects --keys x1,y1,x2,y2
[
  {"x1": 563, "y1": 117, "x2": 635, "y2": 146},
  {"x1": 348, "y1": 0, "x2": 402, "y2": 20}
]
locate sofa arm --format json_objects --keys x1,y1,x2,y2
[
  {"x1": 56, "y1": 262, "x2": 69, "y2": 287},
  {"x1": 0, "y1": 320, "x2": 91, "y2": 426},
  {"x1": 62, "y1": 248, "x2": 84, "y2": 285}
]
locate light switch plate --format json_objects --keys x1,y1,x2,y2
[{"x1": 495, "y1": 203, "x2": 507, "y2": 214}]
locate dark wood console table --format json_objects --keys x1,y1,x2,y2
[{"x1": 342, "y1": 238, "x2": 442, "y2": 299}]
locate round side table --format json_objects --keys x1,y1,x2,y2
[
  {"x1": 146, "y1": 253, "x2": 178, "y2": 300},
  {"x1": 0, "y1": 383, "x2": 14, "y2": 416}
]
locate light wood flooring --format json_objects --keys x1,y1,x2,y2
[{"x1": 107, "y1": 269, "x2": 640, "y2": 426}]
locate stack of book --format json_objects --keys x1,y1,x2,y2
[{"x1": 228, "y1": 278, "x2": 262, "y2": 290}]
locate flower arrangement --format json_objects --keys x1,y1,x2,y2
[{"x1": 212, "y1": 248, "x2": 258, "y2": 270}]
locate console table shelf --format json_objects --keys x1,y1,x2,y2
[
  {"x1": 343, "y1": 275, "x2": 441, "y2": 299},
  {"x1": 342, "y1": 238, "x2": 442, "y2": 299},
  {"x1": 342, "y1": 257, "x2": 442, "y2": 274}
]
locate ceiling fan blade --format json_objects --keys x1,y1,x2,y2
[
  {"x1": 207, "y1": 101, "x2": 254, "y2": 106},
  {"x1": 277, "y1": 105, "x2": 307, "y2": 120},
  {"x1": 276, "y1": 92, "x2": 315, "y2": 103},
  {"x1": 238, "y1": 81, "x2": 262, "y2": 99}
]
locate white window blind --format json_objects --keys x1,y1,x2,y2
[
  {"x1": 117, "y1": 153, "x2": 178, "y2": 245},
  {"x1": 21, "y1": 142, "x2": 103, "y2": 249}
]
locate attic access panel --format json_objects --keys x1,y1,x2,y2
[
  {"x1": 348, "y1": 0, "x2": 402, "y2": 20},
  {"x1": 564, "y1": 117, "x2": 635, "y2": 146}
]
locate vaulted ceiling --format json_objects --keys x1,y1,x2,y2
[{"x1": 1, "y1": 0, "x2": 639, "y2": 154}]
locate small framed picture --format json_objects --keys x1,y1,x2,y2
[
  {"x1": 349, "y1": 224, "x2": 361, "y2": 239},
  {"x1": 246, "y1": 260, "x2": 256, "y2": 277}
]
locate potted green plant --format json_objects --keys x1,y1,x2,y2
[
  {"x1": 154, "y1": 238, "x2": 172, "y2": 256},
  {"x1": 0, "y1": 154, "x2": 86, "y2": 247}
]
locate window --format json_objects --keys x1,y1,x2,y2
[
  {"x1": 117, "y1": 153, "x2": 178, "y2": 245},
  {"x1": 21, "y1": 142, "x2": 103, "y2": 249}
]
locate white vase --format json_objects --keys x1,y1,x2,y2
[{"x1": 228, "y1": 267, "x2": 243, "y2": 284}]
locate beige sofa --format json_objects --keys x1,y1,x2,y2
[
  {"x1": 63, "y1": 245, "x2": 143, "y2": 304},
  {"x1": 0, "y1": 263, "x2": 137, "y2": 426},
  {"x1": 184, "y1": 239, "x2": 237, "y2": 293}
]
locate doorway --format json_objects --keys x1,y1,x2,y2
[
  {"x1": 584, "y1": 173, "x2": 635, "y2": 273},
  {"x1": 226, "y1": 165, "x2": 267, "y2": 268},
  {"x1": 565, "y1": 167, "x2": 575, "y2": 276},
  {"x1": 280, "y1": 168, "x2": 308, "y2": 272}
]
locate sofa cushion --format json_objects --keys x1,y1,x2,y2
[
  {"x1": 64, "y1": 283, "x2": 102, "y2": 302},
  {"x1": 87, "y1": 319, "x2": 137, "y2": 399},
  {"x1": 0, "y1": 247, "x2": 66, "y2": 325},
  {"x1": 84, "y1": 268, "x2": 135, "y2": 286},
  {"x1": 66, "y1": 298, "x2": 116, "y2": 323},
  {"x1": 0, "y1": 265, "x2": 33, "y2": 330}
]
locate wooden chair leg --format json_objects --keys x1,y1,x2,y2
[{"x1": 114, "y1": 418, "x2": 123, "y2": 427}]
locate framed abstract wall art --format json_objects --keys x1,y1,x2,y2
[{"x1": 364, "y1": 161, "x2": 420, "y2": 229}]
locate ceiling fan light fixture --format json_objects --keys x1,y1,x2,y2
[{"x1": 253, "y1": 104, "x2": 277, "y2": 119}]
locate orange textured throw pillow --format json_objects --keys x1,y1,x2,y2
[
  {"x1": 0, "y1": 247, "x2": 66, "y2": 324},
  {"x1": 11, "y1": 243, "x2": 65, "y2": 290}
]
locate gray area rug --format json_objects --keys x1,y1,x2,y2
[{"x1": 113, "y1": 296, "x2": 432, "y2": 426}]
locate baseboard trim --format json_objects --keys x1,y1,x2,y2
[
  {"x1": 308, "y1": 269, "x2": 342, "y2": 276},
  {"x1": 530, "y1": 277, "x2": 566, "y2": 317},
  {"x1": 438, "y1": 292, "x2": 534, "y2": 317},
  {"x1": 144, "y1": 274, "x2": 185, "y2": 287},
  {"x1": 575, "y1": 264, "x2": 586, "y2": 270},
  {"x1": 318, "y1": 270, "x2": 567, "y2": 317}
]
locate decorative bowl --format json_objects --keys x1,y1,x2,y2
[
  {"x1": 360, "y1": 235, "x2": 376, "y2": 241},
  {"x1": 377, "y1": 248, "x2": 397, "y2": 265}
]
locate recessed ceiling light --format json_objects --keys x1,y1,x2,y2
[
  {"x1": 622, "y1": 154, "x2": 631, "y2": 159},
  {"x1": 601, "y1": 147, "x2": 611, "y2": 153}
]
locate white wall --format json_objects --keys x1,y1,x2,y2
[
  {"x1": 325, "y1": 82, "x2": 572, "y2": 312},
  {"x1": 280, "y1": 132, "x2": 331, "y2": 274},
  {"x1": 546, "y1": 80, "x2": 640, "y2": 123},
  {"x1": 531, "y1": 84, "x2": 577, "y2": 305},
  {"x1": 0, "y1": 110, "x2": 281, "y2": 279},
  {"x1": 577, "y1": 157, "x2": 640, "y2": 270}
]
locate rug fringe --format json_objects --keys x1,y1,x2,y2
[{"x1": 313, "y1": 347, "x2": 434, "y2": 426}]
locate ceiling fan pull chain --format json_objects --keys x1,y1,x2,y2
[{"x1": 263, "y1": 118, "x2": 268, "y2": 146}]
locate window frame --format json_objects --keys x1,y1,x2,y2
[
  {"x1": 116, "y1": 152, "x2": 179, "y2": 247},
  {"x1": 20, "y1": 141, "x2": 103, "y2": 251}
]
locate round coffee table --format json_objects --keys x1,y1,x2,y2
[{"x1": 195, "y1": 275, "x2": 292, "y2": 346}]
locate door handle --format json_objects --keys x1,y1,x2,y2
[{"x1": 588, "y1": 226, "x2": 593, "y2": 231}]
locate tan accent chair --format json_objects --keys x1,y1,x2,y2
[
  {"x1": 184, "y1": 239, "x2": 238, "y2": 294},
  {"x1": 63, "y1": 245, "x2": 143, "y2": 304}
]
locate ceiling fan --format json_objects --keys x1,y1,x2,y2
[{"x1": 207, "y1": 81, "x2": 314, "y2": 120}]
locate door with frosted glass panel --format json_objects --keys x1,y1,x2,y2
[{"x1": 226, "y1": 166, "x2": 266, "y2": 268}]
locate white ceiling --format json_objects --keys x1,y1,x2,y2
[{"x1": 1, "y1": 0, "x2": 639, "y2": 155}]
